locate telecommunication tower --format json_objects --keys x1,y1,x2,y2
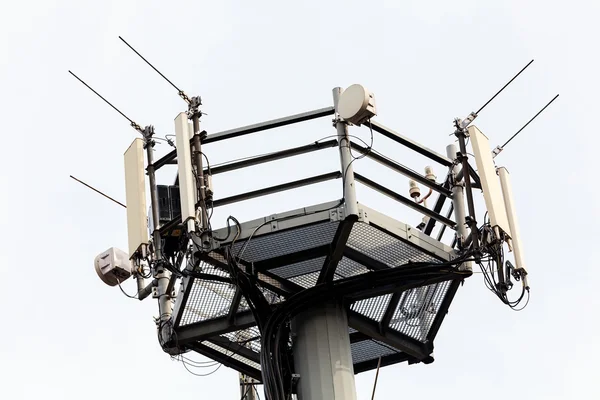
[{"x1": 72, "y1": 40, "x2": 558, "y2": 400}]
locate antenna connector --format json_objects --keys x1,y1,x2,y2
[
  {"x1": 186, "y1": 96, "x2": 203, "y2": 119},
  {"x1": 141, "y1": 125, "x2": 155, "y2": 140},
  {"x1": 454, "y1": 112, "x2": 477, "y2": 131}
]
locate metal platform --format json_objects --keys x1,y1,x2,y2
[{"x1": 170, "y1": 200, "x2": 461, "y2": 381}]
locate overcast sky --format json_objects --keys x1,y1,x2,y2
[{"x1": 1, "y1": 1, "x2": 598, "y2": 399}]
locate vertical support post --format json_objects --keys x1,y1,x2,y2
[
  {"x1": 144, "y1": 128, "x2": 163, "y2": 261},
  {"x1": 292, "y1": 300, "x2": 358, "y2": 400},
  {"x1": 333, "y1": 87, "x2": 359, "y2": 217},
  {"x1": 189, "y1": 97, "x2": 209, "y2": 234},
  {"x1": 454, "y1": 128, "x2": 480, "y2": 251},
  {"x1": 143, "y1": 127, "x2": 173, "y2": 342},
  {"x1": 134, "y1": 256, "x2": 146, "y2": 295},
  {"x1": 446, "y1": 144, "x2": 472, "y2": 271}
]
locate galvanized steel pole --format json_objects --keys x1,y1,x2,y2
[
  {"x1": 447, "y1": 144, "x2": 472, "y2": 271},
  {"x1": 333, "y1": 87, "x2": 359, "y2": 217}
]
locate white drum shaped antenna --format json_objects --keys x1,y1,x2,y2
[
  {"x1": 338, "y1": 84, "x2": 377, "y2": 126},
  {"x1": 94, "y1": 247, "x2": 132, "y2": 286}
]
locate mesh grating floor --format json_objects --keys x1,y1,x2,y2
[
  {"x1": 289, "y1": 271, "x2": 321, "y2": 288},
  {"x1": 179, "y1": 268, "x2": 235, "y2": 326},
  {"x1": 351, "y1": 294, "x2": 393, "y2": 322},
  {"x1": 173, "y1": 201, "x2": 459, "y2": 376},
  {"x1": 270, "y1": 256, "x2": 327, "y2": 279},
  {"x1": 351, "y1": 340, "x2": 399, "y2": 364},
  {"x1": 389, "y1": 280, "x2": 452, "y2": 342},
  {"x1": 347, "y1": 222, "x2": 441, "y2": 267},
  {"x1": 230, "y1": 222, "x2": 339, "y2": 263},
  {"x1": 223, "y1": 326, "x2": 262, "y2": 354},
  {"x1": 335, "y1": 257, "x2": 372, "y2": 279}
]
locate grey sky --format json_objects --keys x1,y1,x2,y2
[{"x1": 1, "y1": 0, "x2": 598, "y2": 399}]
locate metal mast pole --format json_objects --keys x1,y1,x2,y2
[
  {"x1": 143, "y1": 126, "x2": 173, "y2": 343},
  {"x1": 333, "y1": 87, "x2": 359, "y2": 217},
  {"x1": 454, "y1": 126, "x2": 480, "y2": 251},
  {"x1": 188, "y1": 97, "x2": 209, "y2": 234},
  {"x1": 290, "y1": 88, "x2": 359, "y2": 400},
  {"x1": 292, "y1": 300, "x2": 357, "y2": 400},
  {"x1": 446, "y1": 144, "x2": 472, "y2": 271}
]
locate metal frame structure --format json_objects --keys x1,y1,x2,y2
[
  {"x1": 135, "y1": 88, "x2": 480, "y2": 399},
  {"x1": 169, "y1": 201, "x2": 462, "y2": 382},
  {"x1": 73, "y1": 44, "x2": 543, "y2": 400}
]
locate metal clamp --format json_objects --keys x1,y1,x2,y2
[
  {"x1": 357, "y1": 207, "x2": 369, "y2": 223},
  {"x1": 186, "y1": 96, "x2": 202, "y2": 119},
  {"x1": 329, "y1": 207, "x2": 346, "y2": 222}
]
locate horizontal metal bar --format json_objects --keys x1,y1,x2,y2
[
  {"x1": 348, "y1": 311, "x2": 432, "y2": 360},
  {"x1": 212, "y1": 171, "x2": 342, "y2": 208},
  {"x1": 153, "y1": 148, "x2": 178, "y2": 170},
  {"x1": 253, "y1": 244, "x2": 331, "y2": 272},
  {"x1": 346, "y1": 273, "x2": 460, "y2": 303},
  {"x1": 152, "y1": 106, "x2": 335, "y2": 170},
  {"x1": 187, "y1": 342, "x2": 263, "y2": 382},
  {"x1": 175, "y1": 310, "x2": 256, "y2": 344},
  {"x1": 173, "y1": 139, "x2": 339, "y2": 185},
  {"x1": 354, "y1": 173, "x2": 456, "y2": 229},
  {"x1": 365, "y1": 120, "x2": 452, "y2": 166},
  {"x1": 207, "y1": 336, "x2": 261, "y2": 363},
  {"x1": 257, "y1": 270, "x2": 304, "y2": 296},
  {"x1": 204, "y1": 106, "x2": 336, "y2": 144},
  {"x1": 186, "y1": 273, "x2": 232, "y2": 284},
  {"x1": 349, "y1": 142, "x2": 452, "y2": 197},
  {"x1": 209, "y1": 139, "x2": 338, "y2": 175},
  {"x1": 343, "y1": 247, "x2": 390, "y2": 271}
]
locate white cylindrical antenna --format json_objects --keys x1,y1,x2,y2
[
  {"x1": 174, "y1": 113, "x2": 197, "y2": 233},
  {"x1": 498, "y1": 167, "x2": 527, "y2": 278}
]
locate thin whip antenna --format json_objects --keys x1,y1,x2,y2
[
  {"x1": 70, "y1": 175, "x2": 126, "y2": 208},
  {"x1": 68, "y1": 70, "x2": 142, "y2": 132},
  {"x1": 476, "y1": 59, "x2": 535, "y2": 114},
  {"x1": 500, "y1": 94, "x2": 560, "y2": 149},
  {"x1": 118, "y1": 36, "x2": 190, "y2": 104}
]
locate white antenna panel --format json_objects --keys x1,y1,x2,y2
[
  {"x1": 124, "y1": 138, "x2": 149, "y2": 258},
  {"x1": 175, "y1": 112, "x2": 196, "y2": 233},
  {"x1": 188, "y1": 123, "x2": 198, "y2": 196},
  {"x1": 498, "y1": 167, "x2": 526, "y2": 271},
  {"x1": 468, "y1": 126, "x2": 511, "y2": 238}
]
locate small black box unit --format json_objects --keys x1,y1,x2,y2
[{"x1": 155, "y1": 185, "x2": 182, "y2": 223}]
